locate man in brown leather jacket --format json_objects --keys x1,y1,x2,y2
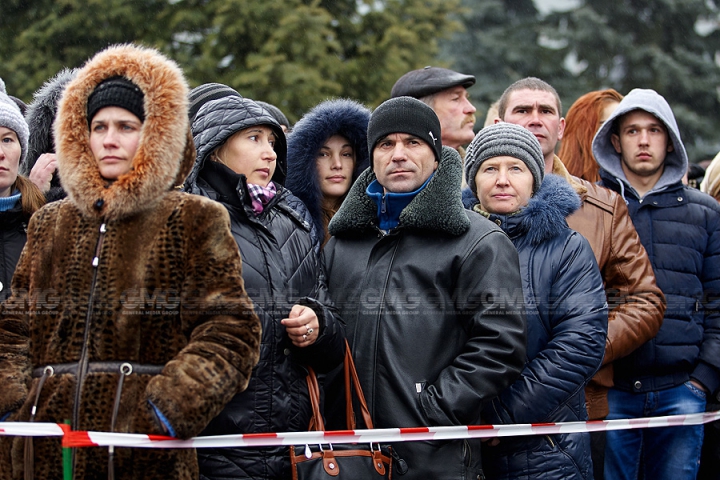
[{"x1": 496, "y1": 77, "x2": 666, "y2": 479}]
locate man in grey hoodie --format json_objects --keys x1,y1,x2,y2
[{"x1": 593, "y1": 88, "x2": 720, "y2": 480}]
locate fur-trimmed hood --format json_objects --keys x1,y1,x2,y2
[
  {"x1": 23, "y1": 68, "x2": 78, "y2": 175},
  {"x1": 462, "y1": 174, "x2": 580, "y2": 245},
  {"x1": 329, "y1": 145, "x2": 470, "y2": 236},
  {"x1": 55, "y1": 44, "x2": 194, "y2": 220},
  {"x1": 285, "y1": 98, "x2": 371, "y2": 235}
]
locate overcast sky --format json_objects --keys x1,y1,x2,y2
[{"x1": 534, "y1": 0, "x2": 582, "y2": 15}]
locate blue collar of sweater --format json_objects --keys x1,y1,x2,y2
[
  {"x1": 366, "y1": 173, "x2": 434, "y2": 232},
  {"x1": 0, "y1": 191, "x2": 21, "y2": 212}
]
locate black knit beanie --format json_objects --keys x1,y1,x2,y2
[
  {"x1": 464, "y1": 122, "x2": 545, "y2": 195},
  {"x1": 188, "y1": 83, "x2": 242, "y2": 121},
  {"x1": 87, "y1": 76, "x2": 144, "y2": 124},
  {"x1": 367, "y1": 96, "x2": 442, "y2": 164}
]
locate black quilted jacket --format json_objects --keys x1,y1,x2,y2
[
  {"x1": 186, "y1": 97, "x2": 345, "y2": 480},
  {"x1": 0, "y1": 205, "x2": 27, "y2": 301}
]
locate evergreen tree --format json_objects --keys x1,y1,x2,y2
[
  {"x1": 545, "y1": 0, "x2": 720, "y2": 160},
  {"x1": 0, "y1": 0, "x2": 168, "y2": 100}
]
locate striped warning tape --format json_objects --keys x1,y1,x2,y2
[{"x1": 1, "y1": 411, "x2": 719, "y2": 449}]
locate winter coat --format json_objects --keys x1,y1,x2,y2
[
  {"x1": 593, "y1": 88, "x2": 720, "y2": 395},
  {"x1": 463, "y1": 175, "x2": 608, "y2": 479},
  {"x1": 324, "y1": 146, "x2": 527, "y2": 480},
  {"x1": 285, "y1": 99, "x2": 371, "y2": 242},
  {"x1": 186, "y1": 95, "x2": 346, "y2": 480},
  {"x1": 22, "y1": 68, "x2": 77, "y2": 203},
  {"x1": 0, "y1": 45, "x2": 261, "y2": 480},
  {"x1": 551, "y1": 157, "x2": 665, "y2": 419},
  {"x1": 0, "y1": 204, "x2": 27, "y2": 302}
]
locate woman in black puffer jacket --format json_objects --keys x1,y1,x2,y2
[
  {"x1": 0, "y1": 78, "x2": 45, "y2": 301},
  {"x1": 185, "y1": 84, "x2": 346, "y2": 480},
  {"x1": 463, "y1": 123, "x2": 608, "y2": 479}
]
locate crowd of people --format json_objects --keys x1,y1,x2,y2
[{"x1": 0, "y1": 43, "x2": 718, "y2": 480}]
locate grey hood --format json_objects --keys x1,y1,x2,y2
[{"x1": 592, "y1": 88, "x2": 687, "y2": 197}]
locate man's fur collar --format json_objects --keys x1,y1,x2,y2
[
  {"x1": 329, "y1": 146, "x2": 470, "y2": 236},
  {"x1": 55, "y1": 44, "x2": 194, "y2": 220},
  {"x1": 462, "y1": 174, "x2": 580, "y2": 245}
]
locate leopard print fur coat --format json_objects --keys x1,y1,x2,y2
[{"x1": 0, "y1": 44, "x2": 261, "y2": 480}]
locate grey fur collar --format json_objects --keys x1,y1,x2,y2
[{"x1": 329, "y1": 146, "x2": 470, "y2": 236}]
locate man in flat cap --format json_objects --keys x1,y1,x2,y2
[{"x1": 391, "y1": 66, "x2": 477, "y2": 152}]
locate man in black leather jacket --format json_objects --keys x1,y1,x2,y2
[{"x1": 324, "y1": 97, "x2": 527, "y2": 479}]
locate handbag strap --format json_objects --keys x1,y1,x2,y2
[
  {"x1": 304, "y1": 340, "x2": 375, "y2": 432},
  {"x1": 305, "y1": 366, "x2": 326, "y2": 431},
  {"x1": 343, "y1": 339, "x2": 375, "y2": 430}
]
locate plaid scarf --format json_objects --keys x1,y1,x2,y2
[{"x1": 247, "y1": 181, "x2": 277, "y2": 215}]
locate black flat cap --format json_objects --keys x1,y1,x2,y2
[{"x1": 391, "y1": 66, "x2": 475, "y2": 99}]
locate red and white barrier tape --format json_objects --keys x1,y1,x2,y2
[{"x1": 1, "y1": 412, "x2": 719, "y2": 449}]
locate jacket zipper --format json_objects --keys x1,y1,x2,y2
[{"x1": 71, "y1": 222, "x2": 107, "y2": 469}]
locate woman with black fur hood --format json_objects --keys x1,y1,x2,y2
[
  {"x1": 185, "y1": 85, "x2": 346, "y2": 480},
  {"x1": 285, "y1": 98, "x2": 370, "y2": 246},
  {"x1": 463, "y1": 122, "x2": 608, "y2": 480}
]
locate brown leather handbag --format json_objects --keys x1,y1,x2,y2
[{"x1": 290, "y1": 341, "x2": 393, "y2": 479}]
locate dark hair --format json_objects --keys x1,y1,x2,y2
[
  {"x1": 558, "y1": 89, "x2": 623, "y2": 182},
  {"x1": 498, "y1": 77, "x2": 562, "y2": 120}
]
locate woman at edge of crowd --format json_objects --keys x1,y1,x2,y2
[
  {"x1": 0, "y1": 45, "x2": 262, "y2": 479},
  {"x1": 559, "y1": 89, "x2": 623, "y2": 182},
  {"x1": 463, "y1": 122, "x2": 608, "y2": 479},
  {"x1": 285, "y1": 98, "x2": 371, "y2": 247},
  {"x1": 0, "y1": 79, "x2": 45, "y2": 302},
  {"x1": 184, "y1": 84, "x2": 346, "y2": 480}
]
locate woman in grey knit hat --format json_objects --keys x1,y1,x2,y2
[
  {"x1": 463, "y1": 122, "x2": 608, "y2": 480},
  {"x1": 0, "y1": 78, "x2": 45, "y2": 301}
]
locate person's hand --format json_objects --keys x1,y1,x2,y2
[
  {"x1": 29, "y1": 153, "x2": 57, "y2": 193},
  {"x1": 690, "y1": 379, "x2": 708, "y2": 393},
  {"x1": 281, "y1": 305, "x2": 320, "y2": 347}
]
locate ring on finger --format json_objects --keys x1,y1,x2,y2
[
  {"x1": 305, "y1": 324, "x2": 311, "y2": 333},
  {"x1": 307, "y1": 327, "x2": 314, "y2": 335},
  {"x1": 302, "y1": 334, "x2": 308, "y2": 341}
]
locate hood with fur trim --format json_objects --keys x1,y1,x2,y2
[
  {"x1": 285, "y1": 98, "x2": 371, "y2": 235},
  {"x1": 462, "y1": 174, "x2": 580, "y2": 245},
  {"x1": 592, "y1": 88, "x2": 688, "y2": 197},
  {"x1": 23, "y1": 68, "x2": 78, "y2": 176},
  {"x1": 329, "y1": 145, "x2": 470, "y2": 236},
  {"x1": 55, "y1": 44, "x2": 194, "y2": 220}
]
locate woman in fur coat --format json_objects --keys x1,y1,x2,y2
[
  {"x1": 463, "y1": 122, "x2": 608, "y2": 480},
  {"x1": 0, "y1": 45, "x2": 261, "y2": 480},
  {"x1": 285, "y1": 99, "x2": 370, "y2": 245},
  {"x1": 185, "y1": 86, "x2": 346, "y2": 480}
]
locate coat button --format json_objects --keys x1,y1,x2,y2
[
  {"x1": 634, "y1": 380, "x2": 642, "y2": 390},
  {"x1": 495, "y1": 219, "x2": 501, "y2": 226},
  {"x1": 283, "y1": 348, "x2": 290, "y2": 356},
  {"x1": 678, "y1": 197, "x2": 683, "y2": 202},
  {"x1": 0, "y1": 281, "x2": 3, "y2": 292}
]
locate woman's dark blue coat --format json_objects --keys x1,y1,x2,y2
[{"x1": 464, "y1": 174, "x2": 608, "y2": 479}]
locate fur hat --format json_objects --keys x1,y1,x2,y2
[
  {"x1": 0, "y1": 78, "x2": 29, "y2": 167},
  {"x1": 367, "y1": 96, "x2": 442, "y2": 164},
  {"x1": 465, "y1": 122, "x2": 545, "y2": 195}
]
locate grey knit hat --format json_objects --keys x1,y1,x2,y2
[
  {"x1": 0, "y1": 78, "x2": 29, "y2": 167},
  {"x1": 465, "y1": 122, "x2": 545, "y2": 195},
  {"x1": 367, "y1": 96, "x2": 442, "y2": 164}
]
